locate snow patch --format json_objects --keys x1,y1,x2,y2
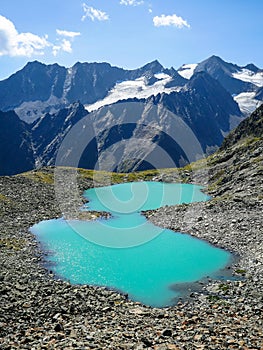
[
  {"x1": 154, "y1": 73, "x2": 171, "y2": 79},
  {"x1": 232, "y1": 69, "x2": 263, "y2": 87},
  {"x1": 85, "y1": 74, "x2": 181, "y2": 112},
  {"x1": 62, "y1": 67, "x2": 74, "y2": 99},
  {"x1": 177, "y1": 64, "x2": 197, "y2": 79},
  {"x1": 234, "y1": 92, "x2": 262, "y2": 116}
]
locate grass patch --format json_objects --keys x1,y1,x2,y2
[
  {"x1": 20, "y1": 171, "x2": 54, "y2": 184},
  {"x1": 0, "y1": 237, "x2": 26, "y2": 251},
  {"x1": 218, "y1": 283, "x2": 230, "y2": 292},
  {"x1": 243, "y1": 136, "x2": 261, "y2": 147},
  {"x1": 210, "y1": 194, "x2": 233, "y2": 203},
  {"x1": 182, "y1": 157, "x2": 209, "y2": 172},
  {"x1": 207, "y1": 295, "x2": 221, "y2": 302},
  {"x1": 78, "y1": 168, "x2": 127, "y2": 184},
  {"x1": 0, "y1": 193, "x2": 9, "y2": 202},
  {"x1": 78, "y1": 167, "x2": 181, "y2": 184},
  {"x1": 207, "y1": 169, "x2": 227, "y2": 192}
]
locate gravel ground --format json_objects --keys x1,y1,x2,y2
[{"x1": 0, "y1": 156, "x2": 262, "y2": 349}]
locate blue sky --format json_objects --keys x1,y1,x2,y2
[{"x1": 0, "y1": 0, "x2": 263, "y2": 80}]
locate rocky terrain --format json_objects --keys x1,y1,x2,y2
[{"x1": 0, "y1": 105, "x2": 263, "y2": 349}]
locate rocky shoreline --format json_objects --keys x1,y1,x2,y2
[{"x1": 0, "y1": 160, "x2": 262, "y2": 349}]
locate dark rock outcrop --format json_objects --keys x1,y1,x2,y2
[{"x1": 0, "y1": 110, "x2": 35, "y2": 175}]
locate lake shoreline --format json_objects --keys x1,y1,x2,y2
[
  {"x1": 0, "y1": 167, "x2": 262, "y2": 348},
  {"x1": 32, "y1": 181, "x2": 231, "y2": 308}
]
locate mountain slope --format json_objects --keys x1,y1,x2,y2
[
  {"x1": 87, "y1": 72, "x2": 242, "y2": 172},
  {"x1": 220, "y1": 103, "x2": 263, "y2": 149},
  {"x1": 0, "y1": 67, "x2": 243, "y2": 175},
  {"x1": 0, "y1": 60, "x2": 186, "y2": 123},
  {"x1": 31, "y1": 102, "x2": 95, "y2": 168},
  {"x1": 0, "y1": 62, "x2": 67, "y2": 112},
  {"x1": 0, "y1": 107, "x2": 262, "y2": 348},
  {"x1": 1, "y1": 56, "x2": 262, "y2": 176},
  {"x1": 0, "y1": 56, "x2": 262, "y2": 124},
  {"x1": 194, "y1": 55, "x2": 257, "y2": 95},
  {"x1": 0, "y1": 111, "x2": 35, "y2": 175},
  {"x1": 159, "y1": 71, "x2": 242, "y2": 149},
  {"x1": 178, "y1": 56, "x2": 263, "y2": 116}
]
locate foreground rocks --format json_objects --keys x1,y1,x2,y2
[{"x1": 0, "y1": 162, "x2": 262, "y2": 349}]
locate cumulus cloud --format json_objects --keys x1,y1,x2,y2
[
  {"x1": 53, "y1": 39, "x2": 73, "y2": 56},
  {"x1": 120, "y1": 0, "x2": 144, "y2": 5},
  {"x1": 56, "y1": 29, "x2": 81, "y2": 38},
  {"x1": 0, "y1": 15, "x2": 50, "y2": 57},
  {"x1": 153, "y1": 14, "x2": 190, "y2": 28},
  {"x1": 0, "y1": 15, "x2": 80, "y2": 57},
  {"x1": 82, "y1": 4, "x2": 109, "y2": 21},
  {"x1": 53, "y1": 29, "x2": 80, "y2": 56}
]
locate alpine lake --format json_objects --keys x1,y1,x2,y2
[{"x1": 31, "y1": 181, "x2": 231, "y2": 307}]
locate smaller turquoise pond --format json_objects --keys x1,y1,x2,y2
[{"x1": 31, "y1": 182, "x2": 231, "y2": 307}]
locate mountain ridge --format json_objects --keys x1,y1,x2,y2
[
  {"x1": 0, "y1": 55, "x2": 262, "y2": 123},
  {"x1": 0, "y1": 55, "x2": 262, "y2": 175}
]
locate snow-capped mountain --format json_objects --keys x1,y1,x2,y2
[
  {"x1": 178, "y1": 55, "x2": 263, "y2": 115},
  {"x1": 177, "y1": 63, "x2": 198, "y2": 79},
  {"x1": 0, "y1": 60, "x2": 185, "y2": 123},
  {"x1": 86, "y1": 73, "x2": 182, "y2": 112},
  {"x1": 0, "y1": 56, "x2": 262, "y2": 124},
  {"x1": 0, "y1": 71, "x2": 242, "y2": 175},
  {"x1": 0, "y1": 55, "x2": 262, "y2": 175}
]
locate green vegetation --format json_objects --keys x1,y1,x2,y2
[
  {"x1": 243, "y1": 136, "x2": 261, "y2": 147},
  {"x1": 0, "y1": 193, "x2": 9, "y2": 202},
  {"x1": 227, "y1": 136, "x2": 261, "y2": 155},
  {"x1": 0, "y1": 237, "x2": 26, "y2": 251},
  {"x1": 78, "y1": 167, "x2": 180, "y2": 184},
  {"x1": 210, "y1": 194, "x2": 233, "y2": 203},
  {"x1": 235, "y1": 269, "x2": 246, "y2": 275},
  {"x1": 218, "y1": 283, "x2": 230, "y2": 292},
  {"x1": 207, "y1": 170, "x2": 226, "y2": 192},
  {"x1": 20, "y1": 170, "x2": 54, "y2": 184},
  {"x1": 182, "y1": 157, "x2": 209, "y2": 171},
  {"x1": 207, "y1": 295, "x2": 221, "y2": 302}
]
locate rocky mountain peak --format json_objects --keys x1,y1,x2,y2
[
  {"x1": 221, "y1": 104, "x2": 263, "y2": 149},
  {"x1": 243, "y1": 63, "x2": 260, "y2": 73}
]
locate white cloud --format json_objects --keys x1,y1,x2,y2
[
  {"x1": 82, "y1": 4, "x2": 109, "y2": 21},
  {"x1": 56, "y1": 29, "x2": 81, "y2": 38},
  {"x1": 120, "y1": 0, "x2": 144, "y2": 5},
  {"x1": 0, "y1": 15, "x2": 50, "y2": 57},
  {"x1": 53, "y1": 30, "x2": 80, "y2": 56},
  {"x1": 153, "y1": 14, "x2": 190, "y2": 28},
  {"x1": 53, "y1": 39, "x2": 72, "y2": 56},
  {"x1": 0, "y1": 15, "x2": 80, "y2": 58}
]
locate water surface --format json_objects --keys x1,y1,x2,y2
[{"x1": 32, "y1": 181, "x2": 230, "y2": 307}]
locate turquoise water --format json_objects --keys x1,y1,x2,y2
[{"x1": 32, "y1": 182, "x2": 230, "y2": 307}]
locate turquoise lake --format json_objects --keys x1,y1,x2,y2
[{"x1": 31, "y1": 181, "x2": 231, "y2": 307}]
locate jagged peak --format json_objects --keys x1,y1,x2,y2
[
  {"x1": 66, "y1": 100, "x2": 87, "y2": 112},
  {"x1": 25, "y1": 60, "x2": 45, "y2": 67},
  {"x1": 196, "y1": 55, "x2": 240, "y2": 75},
  {"x1": 206, "y1": 55, "x2": 224, "y2": 63},
  {"x1": 24, "y1": 61, "x2": 64, "y2": 69},
  {"x1": 72, "y1": 61, "x2": 115, "y2": 70},
  {"x1": 243, "y1": 63, "x2": 260, "y2": 73},
  {"x1": 138, "y1": 59, "x2": 164, "y2": 72}
]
